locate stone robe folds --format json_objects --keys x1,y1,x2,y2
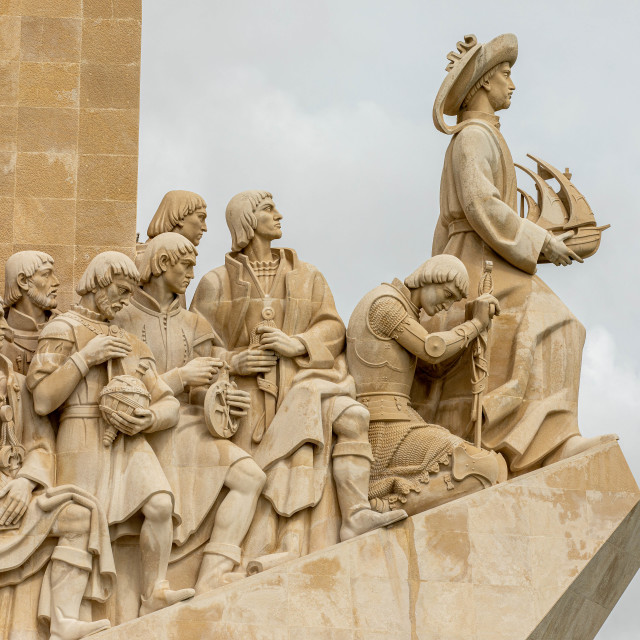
[
  {"x1": 115, "y1": 289, "x2": 249, "y2": 552},
  {"x1": 191, "y1": 249, "x2": 356, "y2": 553},
  {"x1": 27, "y1": 308, "x2": 180, "y2": 535},
  {"x1": 0, "y1": 355, "x2": 115, "y2": 627},
  {"x1": 418, "y1": 113, "x2": 583, "y2": 473}
]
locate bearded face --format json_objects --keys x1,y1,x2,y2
[
  {"x1": 25, "y1": 264, "x2": 59, "y2": 310},
  {"x1": 26, "y1": 280, "x2": 57, "y2": 310},
  {"x1": 94, "y1": 276, "x2": 135, "y2": 321}
]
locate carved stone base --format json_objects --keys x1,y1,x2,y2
[{"x1": 88, "y1": 440, "x2": 639, "y2": 639}]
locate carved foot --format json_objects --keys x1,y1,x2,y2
[
  {"x1": 340, "y1": 508, "x2": 408, "y2": 541},
  {"x1": 194, "y1": 554, "x2": 238, "y2": 596},
  {"x1": 49, "y1": 618, "x2": 110, "y2": 640},
  {"x1": 544, "y1": 434, "x2": 618, "y2": 466},
  {"x1": 139, "y1": 580, "x2": 195, "y2": 617}
]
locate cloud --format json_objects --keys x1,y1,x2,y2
[{"x1": 580, "y1": 326, "x2": 640, "y2": 478}]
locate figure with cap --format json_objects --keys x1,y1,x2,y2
[{"x1": 416, "y1": 34, "x2": 614, "y2": 474}]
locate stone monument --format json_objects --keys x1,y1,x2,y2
[{"x1": 0, "y1": 10, "x2": 636, "y2": 640}]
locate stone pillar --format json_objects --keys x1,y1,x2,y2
[{"x1": 0, "y1": 0, "x2": 141, "y2": 310}]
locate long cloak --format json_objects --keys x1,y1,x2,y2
[{"x1": 415, "y1": 113, "x2": 583, "y2": 473}]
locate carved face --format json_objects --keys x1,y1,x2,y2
[
  {"x1": 485, "y1": 62, "x2": 515, "y2": 111},
  {"x1": 418, "y1": 282, "x2": 463, "y2": 317},
  {"x1": 25, "y1": 263, "x2": 59, "y2": 310},
  {"x1": 94, "y1": 276, "x2": 135, "y2": 320},
  {"x1": 163, "y1": 256, "x2": 196, "y2": 295},
  {"x1": 177, "y1": 207, "x2": 207, "y2": 246},
  {"x1": 254, "y1": 198, "x2": 283, "y2": 242}
]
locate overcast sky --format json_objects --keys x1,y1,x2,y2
[{"x1": 137, "y1": 2, "x2": 640, "y2": 635}]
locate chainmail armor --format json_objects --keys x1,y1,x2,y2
[
  {"x1": 368, "y1": 404, "x2": 458, "y2": 507},
  {"x1": 368, "y1": 295, "x2": 408, "y2": 339}
]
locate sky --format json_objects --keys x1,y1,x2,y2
[{"x1": 137, "y1": 2, "x2": 640, "y2": 636}]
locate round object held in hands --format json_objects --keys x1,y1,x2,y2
[
  {"x1": 99, "y1": 375, "x2": 151, "y2": 446},
  {"x1": 204, "y1": 379, "x2": 238, "y2": 440}
]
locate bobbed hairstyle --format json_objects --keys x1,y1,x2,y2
[
  {"x1": 225, "y1": 190, "x2": 273, "y2": 252},
  {"x1": 4, "y1": 251, "x2": 55, "y2": 306},
  {"x1": 76, "y1": 251, "x2": 139, "y2": 295},
  {"x1": 147, "y1": 190, "x2": 207, "y2": 238},
  {"x1": 404, "y1": 254, "x2": 469, "y2": 298},
  {"x1": 138, "y1": 232, "x2": 197, "y2": 284}
]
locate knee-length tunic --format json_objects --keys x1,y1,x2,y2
[
  {"x1": 27, "y1": 307, "x2": 180, "y2": 533},
  {"x1": 115, "y1": 289, "x2": 249, "y2": 547}
]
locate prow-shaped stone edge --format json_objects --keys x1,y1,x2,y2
[
  {"x1": 527, "y1": 496, "x2": 640, "y2": 640},
  {"x1": 93, "y1": 440, "x2": 640, "y2": 640}
]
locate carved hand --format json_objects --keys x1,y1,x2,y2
[
  {"x1": 471, "y1": 293, "x2": 501, "y2": 329},
  {"x1": 542, "y1": 231, "x2": 584, "y2": 267},
  {"x1": 0, "y1": 477, "x2": 36, "y2": 526},
  {"x1": 256, "y1": 326, "x2": 307, "y2": 358},
  {"x1": 80, "y1": 335, "x2": 132, "y2": 367},
  {"x1": 110, "y1": 407, "x2": 155, "y2": 435},
  {"x1": 179, "y1": 357, "x2": 223, "y2": 387},
  {"x1": 230, "y1": 349, "x2": 278, "y2": 375},
  {"x1": 225, "y1": 388, "x2": 251, "y2": 417}
]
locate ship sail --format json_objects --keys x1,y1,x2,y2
[
  {"x1": 515, "y1": 162, "x2": 565, "y2": 230},
  {"x1": 527, "y1": 154, "x2": 597, "y2": 229},
  {"x1": 515, "y1": 154, "x2": 610, "y2": 261}
]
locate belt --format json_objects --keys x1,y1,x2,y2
[
  {"x1": 61, "y1": 404, "x2": 102, "y2": 420},
  {"x1": 448, "y1": 219, "x2": 473, "y2": 236}
]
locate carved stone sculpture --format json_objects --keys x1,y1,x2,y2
[
  {"x1": 146, "y1": 191, "x2": 208, "y2": 247},
  {"x1": 115, "y1": 232, "x2": 266, "y2": 594},
  {"x1": 416, "y1": 33, "x2": 613, "y2": 473},
  {"x1": 25, "y1": 251, "x2": 194, "y2": 618},
  {"x1": 346, "y1": 255, "x2": 506, "y2": 515},
  {"x1": 0, "y1": 303, "x2": 114, "y2": 640},
  {"x1": 191, "y1": 191, "x2": 405, "y2": 562},
  {"x1": 136, "y1": 191, "x2": 208, "y2": 308},
  {"x1": 2, "y1": 251, "x2": 59, "y2": 375}
]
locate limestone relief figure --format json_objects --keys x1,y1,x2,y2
[
  {"x1": 346, "y1": 255, "x2": 506, "y2": 515},
  {"x1": 26, "y1": 252, "x2": 194, "y2": 618},
  {"x1": 414, "y1": 33, "x2": 614, "y2": 474},
  {"x1": 2, "y1": 251, "x2": 60, "y2": 375},
  {"x1": 0, "y1": 7, "x2": 636, "y2": 635},
  {"x1": 191, "y1": 191, "x2": 406, "y2": 564},
  {"x1": 0, "y1": 302, "x2": 114, "y2": 640},
  {"x1": 115, "y1": 232, "x2": 266, "y2": 594},
  {"x1": 136, "y1": 191, "x2": 209, "y2": 308}
]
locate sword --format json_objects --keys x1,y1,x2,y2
[
  {"x1": 250, "y1": 301, "x2": 278, "y2": 444},
  {"x1": 471, "y1": 261, "x2": 493, "y2": 448}
]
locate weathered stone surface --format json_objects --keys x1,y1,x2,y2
[
  {"x1": 0, "y1": 0, "x2": 140, "y2": 309},
  {"x1": 92, "y1": 440, "x2": 639, "y2": 640}
]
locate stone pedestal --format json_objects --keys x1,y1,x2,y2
[
  {"x1": 0, "y1": 0, "x2": 141, "y2": 309},
  {"x1": 92, "y1": 440, "x2": 640, "y2": 640}
]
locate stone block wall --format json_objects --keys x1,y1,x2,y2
[{"x1": 0, "y1": 0, "x2": 141, "y2": 310}]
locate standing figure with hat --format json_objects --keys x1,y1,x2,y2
[{"x1": 416, "y1": 34, "x2": 613, "y2": 474}]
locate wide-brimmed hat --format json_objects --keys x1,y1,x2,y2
[{"x1": 433, "y1": 34, "x2": 518, "y2": 134}]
